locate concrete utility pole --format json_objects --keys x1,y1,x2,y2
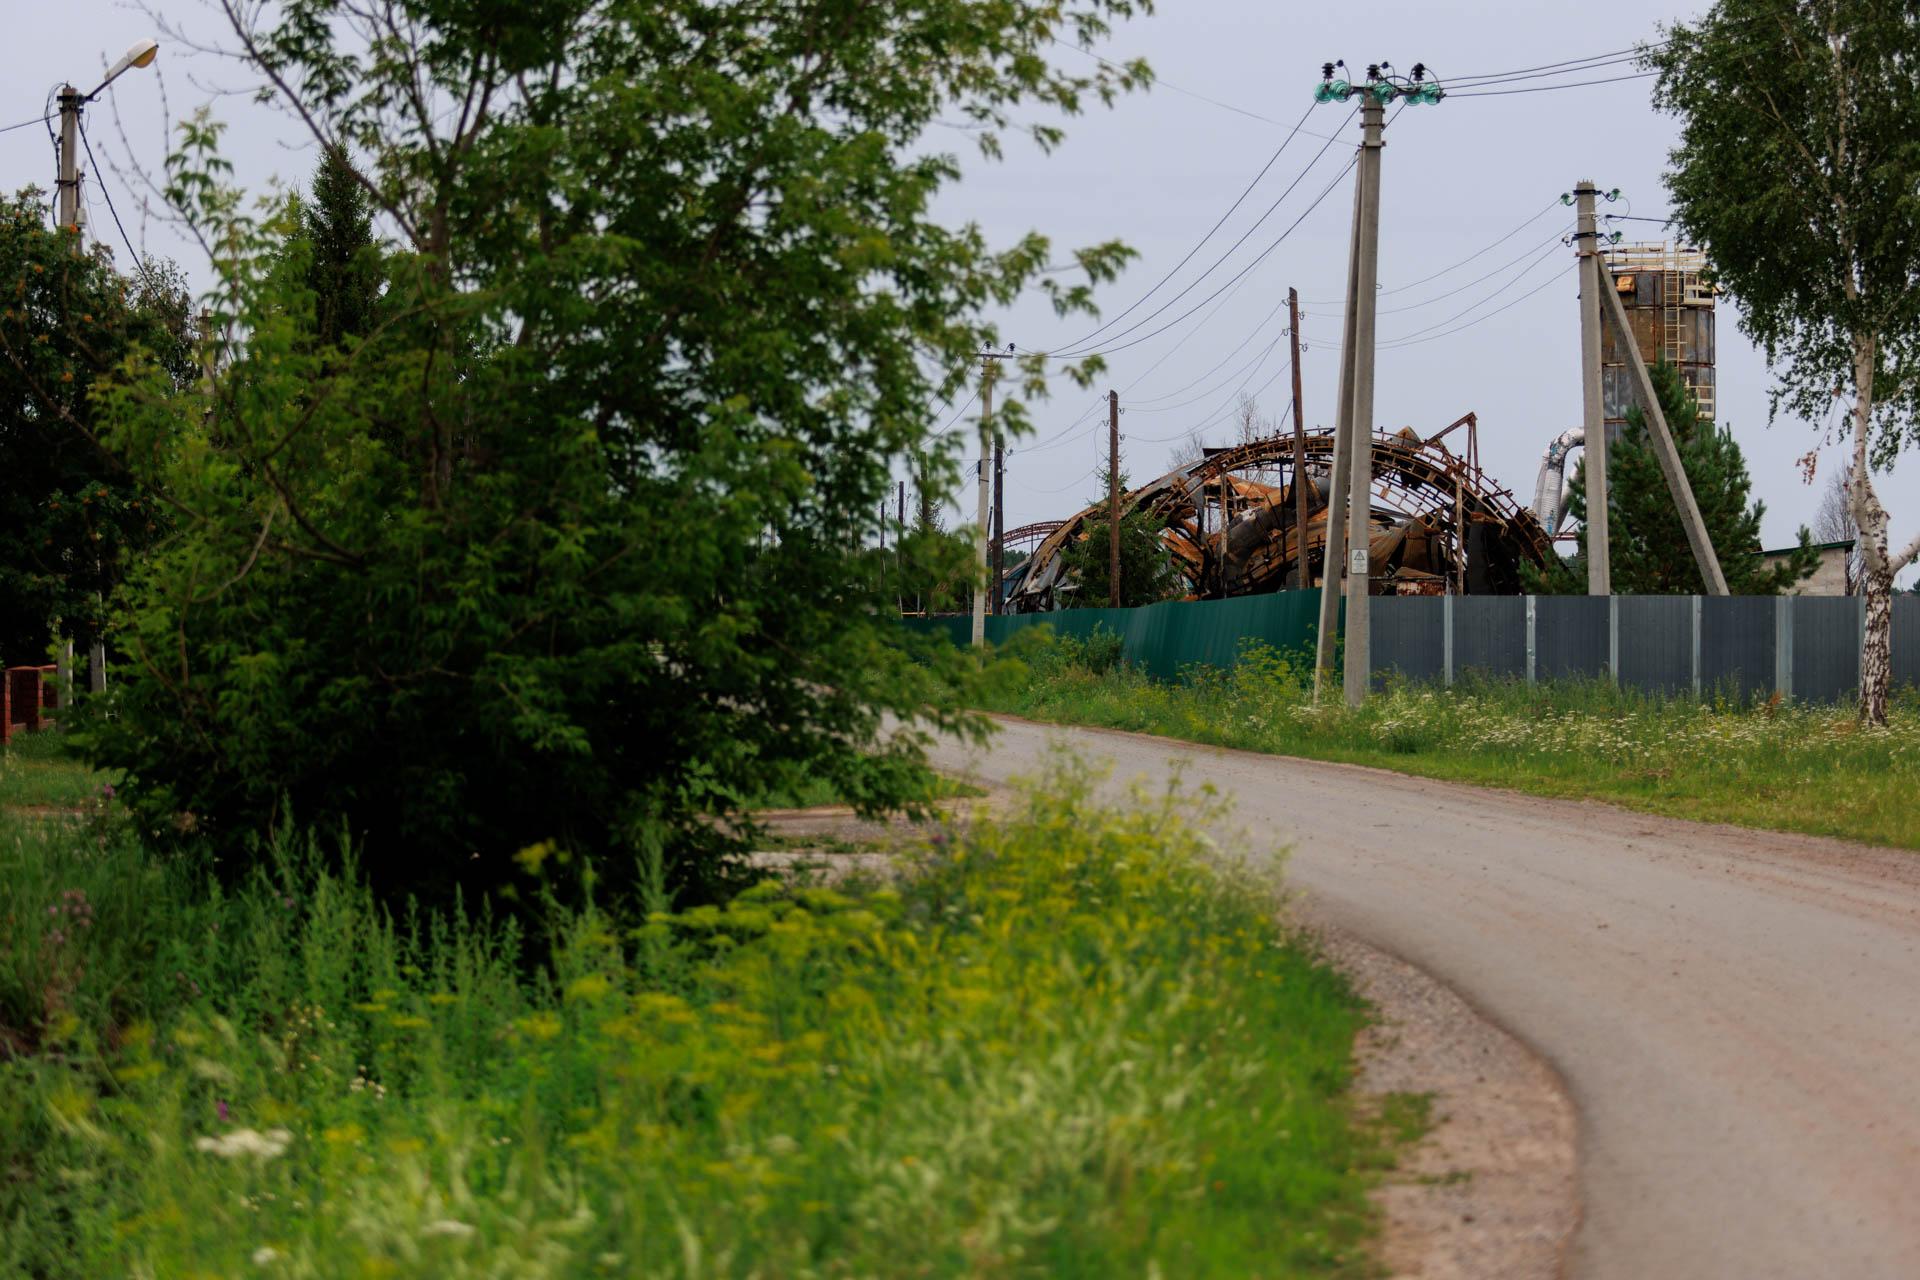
[
  {"x1": 1108, "y1": 389, "x2": 1121, "y2": 607},
  {"x1": 1288, "y1": 286, "x2": 1309, "y2": 569},
  {"x1": 1597, "y1": 279, "x2": 1730, "y2": 594},
  {"x1": 1313, "y1": 142, "x2": 1365, "y2": 701},
  {"x1": 52, "y1": 41, "x2": 159, "y2": 701},
  {"x1": 1575, "y1": 180, "x2": 1611, "y2": 596},
  {"x1": 1341, "y1": 95, "x2": 1386, "y2": 710},
  {"x1": 56, "y1": 88, "x2": 83, "y2": 236},
  {"x1": 971, "y1": 359, "x2": 995, "y2": 646},
  {"x1": 991, "y1": 434, "x2": 1005, "y2": 615}
]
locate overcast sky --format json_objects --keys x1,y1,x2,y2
[{"x1": 6, "y1": 0, "x2": 1913, "y2": 584}]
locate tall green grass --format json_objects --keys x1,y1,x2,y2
[
  {"x1": 985, "y1": 634, "x2": 1920, "y2": 849},
  {"x1": 1, "y1": 762, "x2": 1392, "y2": 1278},
  {"x1": 0, "y1": 730, "x2": 109, "y2": 811}
]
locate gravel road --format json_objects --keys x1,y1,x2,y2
[{"x1": 927, "y1": 716, "x2": 1920, "y2": 1280}]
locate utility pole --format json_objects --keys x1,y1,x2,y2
[
  {"x1": 972, "y1": 362, "x2": 994, "y2": 646},
  {"x1": 991, "y1": 435, "x2": 1005, "y2": 615},
  {"x1": 1288, "y1": 286, "x2": 1310, "y2": 575},
  {"x1": 1597, "y1": 277, "x2": 1729, "y2": 594},
  {"x1": 970, "y1": 346, "x2": 1014, "y2": 645},
  {"x1": 56, "y1": 87, "x2": 83, "y2": 237},
  {"x1": 1309, "y1": 61, "x2": 1438, "y2": 705},
  {"x1": 1341, "y1": 93, "x2": 1386, "y2": 710},
  {"x1": 1575, "y1": 180, "x2": 1611, "y2": 596},
  {"x1": 1314, "y1": 138, "x2": 1364, "y2": 701},
  {"x1": 51, "y1": 43, "x2": 159, "y2": 702},
  {"x1": 1108, "y1": 390, "x2": 1121, "y2": 607}
]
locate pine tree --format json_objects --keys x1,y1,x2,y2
[
  {"x1": 303, "y1": 145, "x2": 379, "y2": 346},
  {"x1": 1530, "y1": 361, "x2": 1818, "y2": 595},
  {"x1": 1061, "y1": 461, "x2": 1178, "y2": 608}
]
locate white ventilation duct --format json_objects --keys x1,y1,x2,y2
[{"x1": 1532, "y1": 427, "x2": 1584, "y2": 534}]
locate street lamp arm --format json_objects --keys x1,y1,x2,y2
[{"x1": 86, "y1": 39, "x2": 158, "y2": 100}]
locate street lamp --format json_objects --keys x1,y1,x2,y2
[
  {"x1": 58, "y1": 38, "x2": 159, "y2": 233},
  {"x1": 87, "y1": 39, "x2": 159, "y2": 102}
]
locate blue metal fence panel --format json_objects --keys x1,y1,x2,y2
[
  {"x1": 1791, "y1": 596, "x2": 1861, "y2": 703},
  {"x1": 1700, "y1": 596, "x2": 1776, "y2": 703},
  {"x1": 1451, "y1": 596, "x2": 1526, "y2": 681},
  {"x1": 1370, "y1": 596, "x2": 1445, "y2": 686},
  {"x1": 1617, "y1": 596, "x2": 1692, "y2": 697},
  {"x1": 1896, "y1": 596, "x2": 1920, "y2": 692},
  {"x1": 1533, "y1": 596, "x2": 1610, "y2": 682}
]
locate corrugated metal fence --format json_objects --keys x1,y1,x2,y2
[
  {"x1": 902, "y1": 591, "x2": 1324, "y2": 682},
  {"x1": 908, "y1": 591, "x2": 1920, "y2": 702},
  {"x1": 1367, "y1": 593, "x2": 1917, "y2": 701}
]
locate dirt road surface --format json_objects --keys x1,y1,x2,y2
[{"x1": 927, "y1": 716, "x2": 1920, "y2": 1280}]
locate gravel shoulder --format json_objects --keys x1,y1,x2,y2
[{"x1": 1311, "y1": 923, "x2": 1578, "y2": 1280}]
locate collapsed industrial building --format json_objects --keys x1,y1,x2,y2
[{"x1": 1003, "y1": 415, "x2": 1556, "y2": 612}]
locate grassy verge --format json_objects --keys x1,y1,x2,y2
[
  {"x1": 1, "y1": 763, "x2": 1400, "y2": 1278},
  {"x1": 981, "y1": 633, "x2": 1920, "y2": 850},
  {"x1": 0, "y1": 730, "x2": 109, "y2": 812}
]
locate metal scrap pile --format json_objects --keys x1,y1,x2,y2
[{"x1": 1005, "y1": 418, "x2": 1553, "y2": 612}]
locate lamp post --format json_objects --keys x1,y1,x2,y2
[{"x1": 54, "y1": 38, "x2": 157, "y2": 701}]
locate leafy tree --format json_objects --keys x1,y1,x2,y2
[
  {"x1": 1529, "y1": 361, "x2": 1817, "y2": 595},
  {"x1": 1649, "y1": 2, "x2": 1920, "y2": 722},
  {"x1": 1061, "y1": 461, "x2": 1178, "y2": 608},
  {"x1": 84, "y1": 0, "x2": 1143, "y2": 906},
  {"x1": 0, "y1": 192, "x2": 192, "y2": 667}
]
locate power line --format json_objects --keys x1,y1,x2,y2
[
  {"x1": 1048, "y1": 104, "x2": 1356, "y2": 359},
  {"x1": 1444, "y1": 54, "x2": 1642, "y2": 88},
  {"x1": 0, "y1": 112, "x2": 50, "y2": 137},
  {"x1": 1443, "y1": 43, "x2": 1654, "y2": 82},
  {"x1": 1050, "y1": 147, "x2": 1361, "y2": 362},
  {"x1": 1376, "y1": 238, "x2": 1567, "y2": 345},
  {"x1": 1127, "y1": 293, "x2": 1289, "y2": 404},
  {"x1": 1378, "y1": 261, "x2": 1576, "y2": 350},
  {"x1": 1447, "y1": 71, "x2": 1655, "y2": 98},
  {"x1": 1317, "y1": 224, "x2": 1574, "y2": 318},
  {"x1": 1302, "y1": 196, "x2": 1563, "y2": 304},
  {"x1": 1049, "y1": 39, "x2": 1346, "y2": 142},
  {"x1": 1047, "y1": 98, "x2": 1320, "y2": 355},
  {"x1": 78, "y1": 122, "x2": 153, "y2": 290}
]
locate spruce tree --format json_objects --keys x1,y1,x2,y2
[
  {"x1": 302, "y1": 145, "x2": 378, "y2": 346},
  {"x1": 1531, "y1": 361, "x2": 1818, "y2": 595},
  {"x1": 1061, "y1": 461, "x2": 1178, "y2": 607}
]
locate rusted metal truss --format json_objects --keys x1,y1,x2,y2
[{"x1": 1006, "y1": 416, "x2": 1554, "y2": 612}]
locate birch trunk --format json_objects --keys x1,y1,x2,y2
[{"x1": 1848, "y1": 331, "x2": 1894, "y2": 726}]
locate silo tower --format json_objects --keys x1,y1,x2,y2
[{"x1": 1598, "y1": 243, "x2": 1715, "y2": 439}]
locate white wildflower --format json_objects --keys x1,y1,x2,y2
[
  {"x1": 421, "y1": 1220, "x2": 477, "y2": 1239},
  {"x1": 251, "y1": 1246, "x2": 283, "y2": 1265},
  {"x1": 194, "y1": 1128, "x2": 293, "y2": 1160}
]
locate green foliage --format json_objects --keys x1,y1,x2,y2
[
  {"x1": 299, "y1": 145, "x2": 380, "y2": 348},
  {"x1": 987, "y1": 637, "x2": 1920, "y2": 850},
  {"x1": 0, "y1": 731, "x2": 112, "y2": 812},
  {"x1": 81, "y1": 0, "x2": 1152, "y2": 904},
  {"x1": 0, "y1": 774, "x2": 1390, "y2": 1278},
  {"x1": 1528, "y1": 361, "x2": 1818, "y2": 594},
  {"x1": 1648, "y1": 2, "x2": 1920, "y2": 462},
  {"x1": 1060, "y1": 464, "x2": 1180, "y2": 607},
  {"x1": 0, "y1": 191, "x2": 192, "y2": 664}
]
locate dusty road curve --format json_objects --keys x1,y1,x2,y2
[{"x1": 927, "y1": 716, "x2": 1920, "y2": 1280}]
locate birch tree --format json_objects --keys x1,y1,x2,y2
[{"x1": 1649, "y1": 0, "x2": 1920, "y2": 722}]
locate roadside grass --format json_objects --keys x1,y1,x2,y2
[
  {"x1": 0, "y1": 762, "x2": 1401, "y2": 1278},
  {"x1": 0, "y1": 730, "x2": 107, "y2": 812},
  {"x1": 982, "y1": 632, "x2": 1920, "y2": 850}
]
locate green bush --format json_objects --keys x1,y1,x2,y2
[{"x1": 1, "y1": 769, "x2": 1387, "y2": 1278}]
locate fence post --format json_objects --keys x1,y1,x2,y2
[
  {"x1": 1691, "y1": 595, "x2": 1702, "y2": 700},
  {"x1": 1525, "y1": 595, "x2": 1537, "y2": 687},
  {"x1": 1443, "y1": 592, "x2": 1454, "y2": 688},
  {"x1": 1774, "y1": 595, "x2": 1793, "y2": 700},
  {"x1": 1607, "y1": 596, "x2": 1620, "y2": 687}
]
